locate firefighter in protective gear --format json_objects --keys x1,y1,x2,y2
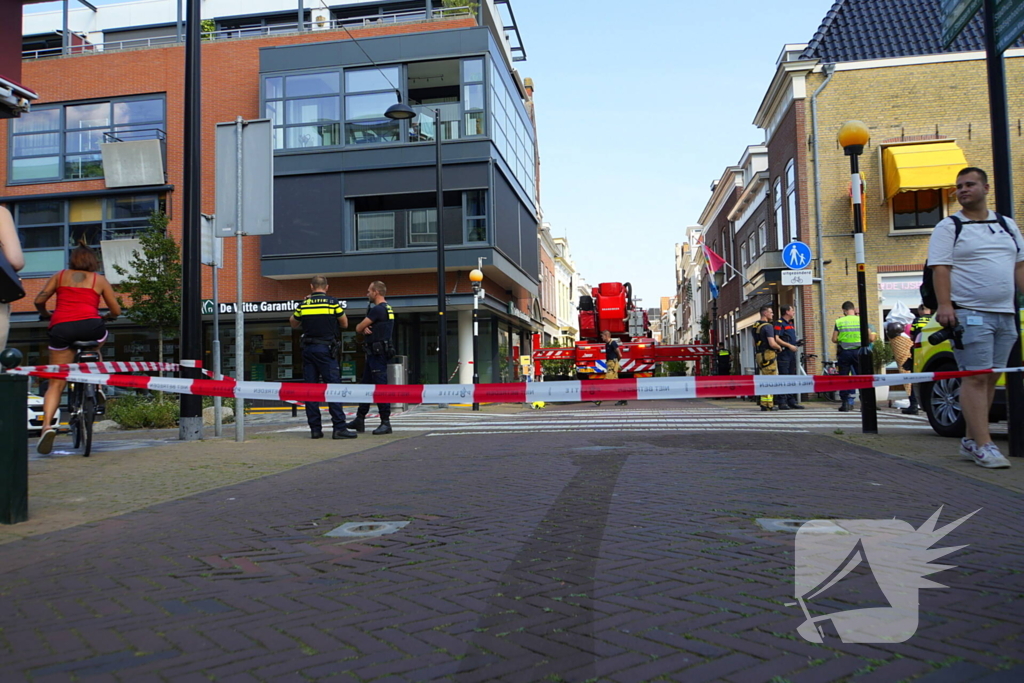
[
  {"x1": 831, "y1": 300, "x2": 877, "y2": 412},
  {"x1": 346, "y1": 281, "x2": 396, "y2": 435},
  {"x1": 717, "y1": 347, "x2": 731, "y2": 376},
  {"x1": 752, "y1": 305, "x2": 782, "y2": 411},
  {"x1": 290, "y1": 276, "x2": 357, "y2": 439}
]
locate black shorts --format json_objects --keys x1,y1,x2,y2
[{"x1": 48, "y1": 319, "x2": 107, "y2": 351}]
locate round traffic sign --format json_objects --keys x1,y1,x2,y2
[{"x1": 782, "y1": 241, "x2": 812, "y2": 269}]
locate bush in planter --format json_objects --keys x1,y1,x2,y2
[
  {"x1": 106, "y1": 395, "x2": 179, "y2": 429},
  {"x1": 873, "y1": 339, "x2": 895, "y2": 375}
]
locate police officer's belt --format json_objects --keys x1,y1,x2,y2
[{"x1": 302, "y1": 337, "x2": 336, "y2": 346}]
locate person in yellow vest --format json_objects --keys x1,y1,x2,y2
[
  {"x1": 752, "y1": 305, "x2": 781, "y2": 411},
  {"x1": 902, "y1": 304, "x2": 932, "y2": 415},
  {"x1": 831, "y1": 301, "x2": 877, "y2": 412}
]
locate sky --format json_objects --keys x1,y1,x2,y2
[
  {"x1": 510, "y1": 0, "x2": 832, "y2": 307},
  {"x1": 27, "y1": 0, "x2": 833, "y2": 306}
]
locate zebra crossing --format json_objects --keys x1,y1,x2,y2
[{"x1": 388, "y1": 404, "x2": 941, "y2": 436}]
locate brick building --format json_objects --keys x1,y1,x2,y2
[
  {"x1": 3, "y1": 0, "x2": 540, "y2": 386},
  {"x1": 691, "y1": 0, "x2": 1024, "y2": 374}
]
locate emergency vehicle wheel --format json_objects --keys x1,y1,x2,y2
[{"x1": 922, "y1": 360, "x2": 966, "y2": 438}]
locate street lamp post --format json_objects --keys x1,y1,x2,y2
[
  {"x1": 469, "y1": 259, "x2": 486, "y2": 411},
  {"x1": 385, "y1": 100, "x2": 447, "y2": 384},
  {"x1": 838, "y1": 120, "x2": 878, "y2": 434}
]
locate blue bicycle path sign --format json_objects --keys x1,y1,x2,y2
[{"x1": 782, "y1": 241, "x2": 812, "y2": 270}]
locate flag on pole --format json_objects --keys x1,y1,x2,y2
[
  {"x1": 701, "y1": 241, "x2": 726, "y2": 274},
  {"x1": 708, "y1": 277, "x2": 719, "y2": 300}
]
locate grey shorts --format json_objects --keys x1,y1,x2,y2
[{"x1": 952, "y1": 308, "x2": 1019, "y2": 371}]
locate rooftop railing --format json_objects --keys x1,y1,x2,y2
[{"x1": 22, "y1": 6, "x2": 474, "y2": 60}]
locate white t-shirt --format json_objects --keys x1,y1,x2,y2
[{"x1": 926, "y1": 210, "x2": 1024, "y2": 314}]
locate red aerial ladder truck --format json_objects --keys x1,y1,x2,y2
[{"x1": 532, "y1": 282, "x2": 715, "y2": 379}]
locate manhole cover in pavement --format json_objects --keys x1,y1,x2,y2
[
  {"x1": 325, "y1": 520, "x2": 410, "y2": 538},
  {"x1": 756, "y1": 518, "x2": 848, "y2": 534}
]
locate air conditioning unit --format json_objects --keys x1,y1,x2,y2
[{"x1": 311, "y1": 13, "x2": 331, "y2": 30}]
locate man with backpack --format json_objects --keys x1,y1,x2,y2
[{"x1": 926, "y1": 167, "x2": 1024, "y2": 469}]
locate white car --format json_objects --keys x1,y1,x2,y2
[{"x1": 27, "y1": 394, "x2": 60, "y2": 435}]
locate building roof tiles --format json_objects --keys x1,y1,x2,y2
[{"x1": 802, "y1": 0, "x2": 1024, "y2": 63}]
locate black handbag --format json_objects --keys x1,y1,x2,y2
[{"x1": 0, "y1": 248, "x2": 26, "y2": 304}]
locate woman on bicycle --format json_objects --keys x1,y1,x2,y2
[{"x1": 34, "y1": 242, "x2": 120, "y2": 454}]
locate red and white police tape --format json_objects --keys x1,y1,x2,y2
[
  {"x1": 10, "y1": 364, "x2": 1024, "y2": 405},
  {"x1": 6, "y1": 360, "x2": 209, "y2": 377}
]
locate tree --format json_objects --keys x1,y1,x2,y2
[
  {"x1": 113, "y1": 211, "x2": 182, "y2": 401},
  {"x1": 538, "y1": 338, "x2": 575, "y2": 379}
]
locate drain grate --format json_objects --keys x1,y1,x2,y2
[
  {"x1": 325, "y1": 520, "x2": 410, "y2": 538},
  {"x1": 756, "y1": 518, "x2": 848, "y2": 534}
]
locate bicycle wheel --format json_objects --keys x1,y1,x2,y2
[
  {"x1": 82, "y1": 387, "x2": 97, "y2": 457},
  {"x1": 68, "y1": 383, "x2": 83, "y2": 449}
]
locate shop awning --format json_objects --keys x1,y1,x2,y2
[{"x1": 883, "y1": 141, "x2": 968, "y2": 199}]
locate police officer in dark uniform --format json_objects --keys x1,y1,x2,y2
[
  {"x1": 903, "y1": 303, "x2": 933, "y2": 415},
  {"x1": 346, "y1": 280, "x2": 396, "y2": 435},
  {"x1": 289, "y1": 276, "x2": 357, "y2": 439},
  {"x1": 773, "y1": 304, "x2": 805, "y2": 409},
  {"x1": 717, "y1": 346, "x2": 731, "y2": 375}
]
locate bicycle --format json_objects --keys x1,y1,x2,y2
[
  {"x1": 800, "y1": 353, "x2": 840, "y2": 401},
  {"x1": 66, "y1": 340, "x2": 102, "y2": 457}
]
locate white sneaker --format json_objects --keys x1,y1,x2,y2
[
  {"x1": 959, "y1": 438, "x2": 977, "y2": 461},
  {"x1": 973, "y1": 442, "x2": 1011, "y2": 469}
]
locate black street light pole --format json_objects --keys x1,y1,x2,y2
[
  {"x1": 179, "y1": 0, "x2": 203, "y2": 440},
  {"x1": 982, "y1": 0, "x2": 1024, "y2": 458},
  {"x1": 434, "y1": 108, "x2": 448, "y2": 385},
  {"x1": 839, "y1": 120, "x2": 877, "y2": 434}
]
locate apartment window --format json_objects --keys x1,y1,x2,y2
[
  {"x1": 409, "y1": 209, "x2": 437, "y2": 244},
  {"x1": 353, "y1": 191, "x2": 465, "y2": 251},
  {"x1": 466, "y1": 190, "x2": 487, "y2": 242},
  {"x1": 345, "y1": 67, "x2": 399, "y2": 145},
  {"x1": 757, "y1": 221, "x2": 767, "y2": 257},
  {"x1": 892, "y1": 190, "x2": 944, "y2": 231},
  {"x1": 15, "y1": 194, "x2": 163, "y2": 275},
  {"x1": 463, "y1": 58, "x2": 486, "y2": 137},
  {"x1": 264, "y1": 71, "x2": 341, "y2": 150},
  {"x1": 407, "y1": 59, "x2": 463, "y2": 142},
  {"x1": 10, "y1": 97, "x2": 165, "y2": 182},
  {"x1": 357, "y1": 212, "x2": 396, "y2": 250},
  {"x1": 785, "y1": 160, "x2": 798, "y2": 243},
  {"x1": 741, "y1": 240, "x2": 749, "y2": 268},
  {"x1": 773, "y1": 178, "x2": 784, "y2": 249}
]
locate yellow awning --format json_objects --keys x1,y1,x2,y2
[{"x1": 883, "y1": 141, "x2": 968, "y2": 199}]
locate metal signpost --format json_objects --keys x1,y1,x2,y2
[
  {"x1": 201, "y1": 214, "x2": 223, "y2": 436},
  {"x1": 215, "y1": 118, "x2": 273, "y2": 443}
]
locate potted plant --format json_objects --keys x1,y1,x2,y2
[{"x1": 873, "y1": 339, "x2": 896, "y2": 402}]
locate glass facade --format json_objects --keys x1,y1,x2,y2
[
  {"x1": 490, "y1": 61, "x2": 536, "y2": 195},
  {"x1": 10, "y1": 96, "x2": 165, "y2": 182},
  {"x1": 12, "y1": 194, "x2": 164, "y2": 275},
  {"x1": 352, "y1": 191, "x2": 486, "y2": 252},
  {"x1": 266, "y1": 71, "x2": 342, "y2": 149}
]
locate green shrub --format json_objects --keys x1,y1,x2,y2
[{"x1": 106, "y1": 395, "x2": 179, "y2": 429}]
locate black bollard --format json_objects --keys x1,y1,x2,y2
[{"x1": 0, "y1": 348, "x2": 28, "y2": 524}]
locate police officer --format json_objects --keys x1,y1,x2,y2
[
  {"x1": 773, "y1": 304, "x2": 805, "y2": 410},
  {"x1": 752, "y1": 305, "x2": 782, "y2": 411},
  {"x1": 831, "y1": 300, "x2": 877, "y2": 412},
  {"x1": 902, "y1": 303, "x2": 933, "y2": 415},
  {"x1": 290, "y1": 276, "x2": 356, "y2": 439},
  {"x1": 346, "y1": 281, "x2": 396, "y2": 435}
]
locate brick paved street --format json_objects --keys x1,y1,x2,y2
[{"x1": 2, "y1": 400, "x2": 1022, "y2": 682}]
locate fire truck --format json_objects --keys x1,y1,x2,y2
[{"x1": 532, "y1": 282, "x2": 716, "y2": 379}]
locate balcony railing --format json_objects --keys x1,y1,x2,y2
[{"x1": 22, "y1": 6, "x2": 475, "y2": 60}]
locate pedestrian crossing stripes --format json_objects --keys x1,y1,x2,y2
[{"x1": 390, "y1": 406, "x2": 940, "y2": 436}]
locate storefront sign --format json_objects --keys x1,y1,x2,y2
[{"x1": 202, "y1": 299, "x2": 302, "y2": 315}]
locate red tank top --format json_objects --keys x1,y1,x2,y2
[{"x1": 50, "y1": 270, "x2": 102, "y2": 327}]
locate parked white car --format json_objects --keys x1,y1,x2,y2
[{"x1": 27, "y1": 394, "x2": 59, "y2": 435}]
